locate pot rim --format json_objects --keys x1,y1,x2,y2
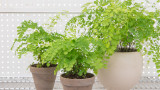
[
  {"x1": 30, "y1": 64, "x2": 57, "y2": 69},
  {"x1": 60, "y1": 73, "x2": 95, "y2": 80},
  {"x1": 114, "y1": 51, "x2": 140, "y2": 53},
  {"x1": 30, "y1": 64, "x2": 57, "y2": 74},
  {"x1": 60, "y1": 73, "x2": 95, "y2": 87}
]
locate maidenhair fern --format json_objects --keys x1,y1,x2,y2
[
  {"x1": 11, "y1": 16, "x2": 64, "y2": 68},
  {"x1": 65, "y1": 0, "x2": 160, "y2": 76},
  {"x1": 41, "y1": 36, "x2": 107, "y2": 78}
]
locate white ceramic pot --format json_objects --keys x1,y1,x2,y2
[{"x1": 97, "y1": 52, "x2": 143, "y2": 90}]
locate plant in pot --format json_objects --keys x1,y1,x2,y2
[
  {"x1": 41, "y1": 36, "x2": 107, "y2": 90},
  {"x1": 11, "y1": 16, "x2": 64, "y2": 90},
  {"x1": 65, "y1": 0, "x2": 160, "y2": 89}
]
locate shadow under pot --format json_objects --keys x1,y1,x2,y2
[
  {"x1": 60, "y1": 73, "x2": 95, "y2": 90},
  {"x1": 97, "y1": 52, "x2": 143, "y2": 90},
  {"x1": 30, "y1": 64, "x2": 57, "y2": 90}
]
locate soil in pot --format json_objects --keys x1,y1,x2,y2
[
  {"x1": 30, "y1": 64, "x2": 57, "y2": 90},
  {"x1": 60, "y1": 73, "x2": 95, "y2": 90}
]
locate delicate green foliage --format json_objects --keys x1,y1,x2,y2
[
  {"x1": 42, "y1": 36, "x2": 107, "y2": 78},
  {"x1": 11, "y1": 16, "x2": 64, "y2": 68},
  {"x1": 12, "y1": 12, "x2": 107, "y2": 78},
  {"x1": 11, "y1": 0, "x2": 160, "y2": 77},
  {"x1": 45, "y1": 12, "x2": 68, "y2": 31},
  {"x1": 65, "y1": 0, "x2": 160, "y2": 76}
]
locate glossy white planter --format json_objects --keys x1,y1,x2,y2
[{"x1": 97, "y1": 52, "x2": 143, "y2": 90}]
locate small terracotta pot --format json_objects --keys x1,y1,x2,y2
[
  {"x1": 30, "y1": 65, "x2": 57, "y2": 90},
  {"x1": 60, "y1": 73, "x2": 95, "y2": 90},
  {"x1": 97, "y1": 52, "x2": 143, "y2": 90}
]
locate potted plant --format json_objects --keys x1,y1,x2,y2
[
  {"x1": 41, "y1": 36, "x2": 107, "y2": 90},
  {"x1": 65, "y1": 0, "x2": 160, "y2": 89},
  {"x1": 11, "y1": 15, "x2": 64, "y2": 90}
]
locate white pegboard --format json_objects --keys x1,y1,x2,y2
[
  {"x1": 0, "y1": 0, "x2": 94, "y2": 12},
  {"x1": 0, "y1": 0, "x2": 159, "y2": 78},
  {"x1": 0, "y1": 0, "x2": 159, "y2": 12}
]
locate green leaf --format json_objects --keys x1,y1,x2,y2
[
  {"x1": 110, "y1": 13, "x2": 113, "y2": 17},
  {"x1": 157, "y1": 70, "x2": 160, "y2": 73},
  {"x1": 82, "y1": 7, "x2": 88, "y2": 12},
  {"x1": 64, "y1": 52, "x2": 68, "y2": 55},
  {"x1": 94, "y1": 0, "x2": 98, "y2": 5},
  {"x1": 78, "y1": 70, "x2": 84, "y2": 76},
  {"x1": 47, "y1": 63, "x2": 50, "y2": 67},
  {"x1": 105, "y1": 42, "x2": 110, "y2": 48}
]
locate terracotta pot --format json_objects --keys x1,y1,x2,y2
[
  {"x1": 97, "y1": 52, "x2": 143, "y2": 90},
  {"x1": 30, "y1": 65, "x2": 57, "y2": 90},
  {"x1": 60, "y1": 73, "x2": 95, "y2": 90}
]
